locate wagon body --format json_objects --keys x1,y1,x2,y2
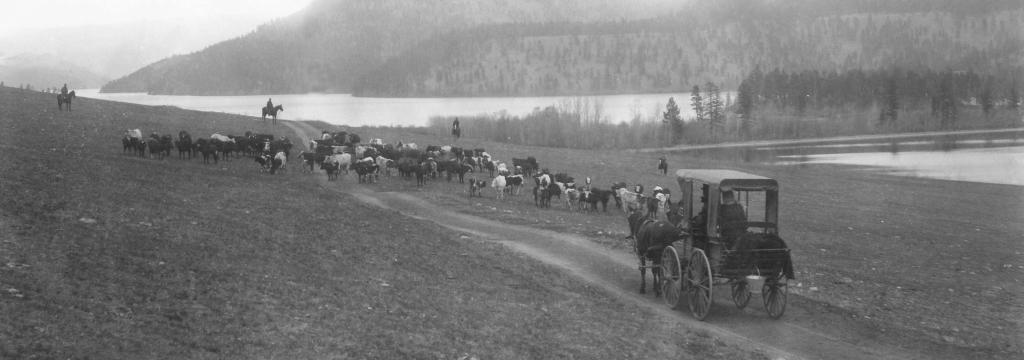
[{"x1": 659, "y1": 169, "x2": 794, "y2": 320}]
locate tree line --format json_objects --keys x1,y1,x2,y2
[{"x1": 425, "y1": 66, "x2": 1021, "y2": 150}]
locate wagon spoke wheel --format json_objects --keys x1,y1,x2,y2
[
  {"x1": 685, "y1": 249, "x2": 712, "y2": 320},
  {"x1": 660, "y1": 245, "x2": 683, "y2": 309},
  {"x1": 731, "y1": 280, "x2": 751, "y2": 309},
  {"x1": 762, "y1": 272, "x2": 788, "y2": 319}
]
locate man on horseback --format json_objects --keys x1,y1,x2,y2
[
  {"x1": 451, "y1": 117, "x2": 461, "y2": 140},
  {"x1": 61, "y1": 83, "x2": 68, "y2": 96},
  {"x1": 266, "y1": 98, "x2": 273, "y2": 110}
]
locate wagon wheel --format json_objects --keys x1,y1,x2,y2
[
  {"x1": 660, "y1": 245, "x2": 683, "y2": 309},
  {"x1": 731, "y1": 280, "x2": 751, "y2": 309},
  {"x1": 762, "y1": 272, "x2": 788, "y2": 319},
  {"x1": 685, "y1": 249, "x2": 712, "y2": 320}
]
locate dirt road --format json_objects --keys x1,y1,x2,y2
[{"x1": 281, "y1": 121, "x2": 943, "y2": 360}]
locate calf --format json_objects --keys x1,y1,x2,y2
[
  {"x1": 565, "y1": 188, "x2": 580, "y2": 212},
  {"x1": 255, "y1": 153, "x2": 271, "y2": 172},
  {"x1": 468, "y1": 179, "x2": 487, "y2": 197},
  {"x1": 323, "y1": 162, "x2": 340, "y2": 181}
]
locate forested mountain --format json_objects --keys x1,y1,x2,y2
[
  {"x1": 102, "y1": 0, "x2": 1024, "y2": 96},
  {"x1": 100, "y1": 0, "x2": 684, "y2": 95}
]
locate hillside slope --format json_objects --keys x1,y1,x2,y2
[
  {"x1": 354, "y1": 3, "x2": 1024, "y2": 96},
  {"x1": 100, "y1": 0, "x2": 684, "y2": 95}
]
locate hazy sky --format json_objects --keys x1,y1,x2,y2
[{"x1": 2, "y1": 0, "x2": 314, "y2": 33}]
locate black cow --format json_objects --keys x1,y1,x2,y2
[
  {"x1": 512, "y1": 157, "x2": 539, "y2": 177},
  {"x1": 195, "y1": 139, "x2": 219, "y2": 164},
  {"x1": 323, "y1": 162, "x2": 340, "y2": 181},
  {"x1": 586, "y1": 188, "x2": 615, "y2": 212},
  {"x1": 439, "y1": 160, "x2": 472, "y2": 183}
]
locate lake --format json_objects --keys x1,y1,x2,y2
[
  {"x1": 77, "y1": 89, "x2": 704, "y2": 127},
  {"x1": 683, "y1": 131, "x2": 1024, "y2": 186}
]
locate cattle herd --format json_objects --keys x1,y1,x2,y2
[
  {"x1": 120, "y1": 127, "x2": 670, "y2": 215},
  {"x1": 122, "y1": 128, "x2": 294, "y2": 173}
]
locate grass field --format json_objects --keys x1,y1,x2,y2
[
  {"x1": 2, "y1": 86, "x2": 1022, "y2": 359},
  {"x1": 0, "y1": 87, "x2": 768, "y2": 359}
]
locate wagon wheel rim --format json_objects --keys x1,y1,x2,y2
[
  {"x1": 731, "y1": 280, "x2": 751, "y2": 309},
  {"x1": 661, "y1": 245, "x2": 682, "y2": 309},
  {"x1": 686, "y1": 249, "x2": 712, "y2": 320},
  {"x1": 762, "y1": 272, "x2": 788, "y2": 319}
]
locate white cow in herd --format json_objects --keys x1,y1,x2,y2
[
  {"x1": 491, "y1": 175, "x2": 507, "y2": 200},
  {"x1": 210, "y1": 133, "x2": 234, "y2": 143}
]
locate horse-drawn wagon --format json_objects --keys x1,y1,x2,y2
[{"x1": 629, "y1": 169, "x2": 794, "y2": 320}]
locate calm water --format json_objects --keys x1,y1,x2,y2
[
  {"x1": 779, "y1": 145, "x2": 1024, "y2": 186},
  {"x1": 730, "y1": 131, "x2": 1024, "y2": 186},
  {"x1": 77, "y1": 89, "x2": 702, "y2": 127}
]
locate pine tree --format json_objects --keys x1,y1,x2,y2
[
  {"x1": 936, "y1": 71, "x2": 958, "y2": 129},
  {"x1": 704, "y1": 82, "x2": 723, "y2": 139},
  {"x1": 879, "y1": 75, "x2": 900, "y2": 128},
  {"x1": 690, "y1": 85, "x2": 704, "y2": 124},
  {"x1": 735, "y1": 79, "x2": 755, "y2": 139},
  {"x1": 663, "y1": 97, "x2": 683, "y2": 145},
  {"x1": 979, "y1": 80, "x2": 994, "y2": 118}
]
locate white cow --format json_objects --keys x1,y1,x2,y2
[
  {"x1": 375, "y1": 156, "x2": 393, "y2": 177},
  {"x1": 211, "y1": 133, "x2": 234, "y2": 143},
  {"x1": 491, "y1": 175, "x2": 507, "y2": 200},
  {"x1": 324, "y1": 153, "x2": 352, "y2": 174},
  {"x1": 125, "y1": 128, "x2": 143, "y2": 140},
  {"x1": 272, "y1": 151, "x2": 287, "y2": 174}
]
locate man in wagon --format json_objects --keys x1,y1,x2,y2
[{"x1": 719, "y1": 190, "x2": 748, "y2": 246}]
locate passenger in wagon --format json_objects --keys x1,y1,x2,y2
[{"x1": 719, "y1": 190, "x2": 748, "y2": 246}]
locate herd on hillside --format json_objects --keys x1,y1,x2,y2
[{"x1": 121, "y1": 128, "x2": 673, "y2": 214}]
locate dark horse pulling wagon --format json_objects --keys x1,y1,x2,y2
[{"x1": 628, "y1": 169, "x2": 795, "y2": 321}]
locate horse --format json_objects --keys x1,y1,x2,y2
[
  {"x1": 626, "y1": 199, "x2": 685, "y2": 297},
  {"x1": 57, "y1": 91, "x2": 76, "y2": 111},
  {"x1": 261, "y1": 104, "x2": 284, "y2": 124}
]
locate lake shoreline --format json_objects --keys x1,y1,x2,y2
[{"x1": 637, "y1": 126, "x2": 1024, "y2": 152}]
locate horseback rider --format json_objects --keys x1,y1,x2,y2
[
  {"x1": 61, "y1": 83, "x2": 68, "y2": 96},
  {"x1": 266, "y1": 98, "x2": 273, "y2": 110},
  {"x1": 451, "y1": 117, "x2": 461, "y2": 139}
]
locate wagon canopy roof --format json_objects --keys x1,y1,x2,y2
[{"x1": 675, "y1": 169, "x2": 778, "y2": 191}]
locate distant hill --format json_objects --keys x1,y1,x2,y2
[
  {"x1": 0, "y1": 17, "x2": 273, "y2": 85},
  {"x1": 354, "y1": 1, "x2": 1024, "y2": 96},
  {"x1": 103, "y1": 0, "x2": 1024, "y2": 96},
  {"x1": 100, "y1": 0, "x2": 689, "y2": 95},
  {"x1": 0, "y1": 53, "x2": 108, "y2": 89}
]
